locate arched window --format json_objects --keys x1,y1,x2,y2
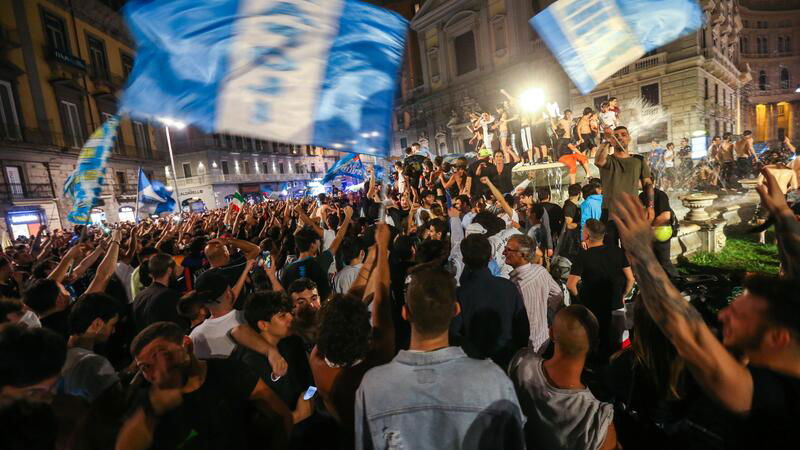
[
  {"x1": 759, "y1": 70, "x2": 767, "y2": 91},
  {"x1": 780, "y1": 68, "x2": 790, "y2": 89}
]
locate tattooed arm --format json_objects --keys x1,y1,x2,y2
[
  {"x1": 612, "y1": 193, "x2": 753, "y2": 414},
  {"x1": 756, "y1": 168, "x2": 800, "y2": 278}
]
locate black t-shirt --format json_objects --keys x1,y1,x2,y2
[
  {"x1": 132, "y1": 282, "x2": 189, "y2": 334},
  {"x1": 739, "y1": 366, "x2": 800, "y2": 448},
  {"x1": 468, "y1": 159, "x2": 498, "y2": 197},
  {"x1": 563, "y1": 199, "x2": 580, "y2": 225},
  {"x1": 638, "y1": 189, "x2": 670, "y2": 218},
  {"x1": 541, "y1": 202, "x2": 564, "y2": 236},
  {"x1": 40, "y1": 308, "x2": 71, "y2": 340},
  {"x1": 231, "y1": 335, "x2": 312, "y2": 410},
  {"x1": 495, "y1": 161, "x2": 517, "y2": 194},
  {"x1": 280, "y1": 251, "x2": 334, "y2": 301},
  {"x1": 136, "y1": 359, "x2": 258, "y2": 450},
  {"x1": 570, "y1": 245, "x2": 630, "y2": 313}
]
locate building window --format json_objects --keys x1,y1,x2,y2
[
  {"x1": 0, "y1": 80, "x2": 21, "y2": 140},
  {"x1": 778, "y1": 104, "x2": 786, "y2": 117},
  {"x1": 454, "y1": 31, "x2": 477, "y2": 76},
  {"x1": 492, "y1": 17, "x2": 507, "y2": 52},
  {"x1": 714, "y1": 83, "x2": 719, "y2": 104},
  {"x1": 641, "y1": 83, "x2": 659, "y2": 106},
  {"x1": 400, "y1": 137, "x2": 408, "y2": 149},
  {"x1": 115, "y1": 171, "x2": 126, "y2": 187},
  {"x1": 221, "y1": 160, "x2": 229, "y2": 174},
  {"x1": 295, "y1": 163, "x2": 302, "y2": 174},
  {"x1": 60, "y1": 100, "x2": 83, "y2": 148},
  {"x1": 132, "y1": 121, "x2": 150, "y2": 154},
  {"x1": 593, "y1": 95, "x2": 609, "y2": 111},
  {"x1": 121, "y1": 52, "x2": 134, "y2": 78},
  {"x1": 279, "y1": 163, "x2": 285, "y2": 174},
  {"x1": 310, "y1": 163, "x2": 316, "y2": 173},
  {"x1": 757, "y1": 37, "x2": 768, "y2": 54},
  {"x1": 244, "y1": 160, "x2": 251, "y2": 174},
  {"x1": 182, "y1": 163, "x2": 191, "y2": 178},
  {"x1": 428, "y1": 49, "x2": 440, "y2": 80},
  {"x1": 778, "y1": 37, "x2": 784, "y2": 52},
  {"x1": 262, "y1": 162, "x2": 269, "y2": 174},
  {"x1": 740, "y1": 37, "x2": 748, "y2": 53},
  {"x1": 42, "y1": 11, "x2": 69, "y2": 52},
  {"x1": 86, "y1": 35, "x2": 108, "y2": 79},
  {"x1": 759, "y1": 70, "x2": 767, "y2": 91},
  {"x1": 780, "y1": 68, "x2": 790, "y2": 89},
  {"x1": 704, "y1": 79, "x2": 708, "y2": 100}
]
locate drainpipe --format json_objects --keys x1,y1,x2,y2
[{"x1": 67, "y1": 0, "x2": 98, "y2": 131}]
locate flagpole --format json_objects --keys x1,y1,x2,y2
[
  {"x1": 134, "y1": 167, "x2": 141, "y2": 223},
  {"x1": 164, "y1": 125, "x2": 182, "y2": 213}
]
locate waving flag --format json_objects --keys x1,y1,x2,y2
[
  {"x1": 120, "y1": 0, "x2": 407, "y2": 157},
  {"x1": 321, "y1": 153, "x2": 366, "y2": 184},
  {"x1": 229, "y1": 192, "x2": 246, "y2": 211},
  {"x1": 137, "y1": 169, "x2": 176, "y2": 218},
  {"x1": 63, "y1": 117, "x2": 120, "y2": 224},
  {"x1": 530, "y1": 0, "x2": 703, "y2": 94}
]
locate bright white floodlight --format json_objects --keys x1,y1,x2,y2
[
  {"x1": 158, "y1": 117, "x2": 187, "y2": 129},
  {"x1": 519, "y1": 88, "x2": 545, "y2": 112}
]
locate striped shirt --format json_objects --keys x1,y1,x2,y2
[{"x1": 509, "y1": 263, "x2": 564, "y2": 352}]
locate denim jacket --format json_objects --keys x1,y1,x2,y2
[{"x1": 355, "y1": 347, "x2": 525, "y2": 450}]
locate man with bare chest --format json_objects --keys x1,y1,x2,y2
[{"x1": 734, "y1": 130, "x2": 759, "y2": 179}]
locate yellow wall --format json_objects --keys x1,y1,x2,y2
[{"x1": 12, "y1": 0, "x2": 153, "y2": 156}]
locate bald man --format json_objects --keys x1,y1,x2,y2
[
  {"x1": 203, "y1": 237, "x2": 260, "y2": 305},
  {"x1": 509, "y1": 305, "x2": 617, "y2": 450}
]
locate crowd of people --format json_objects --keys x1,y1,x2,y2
[{"x1": 1, "y1": 114, "x2": 800, "y2": 450}]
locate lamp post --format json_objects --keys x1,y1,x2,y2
[{"x1": 158, "y1": 117, "x2": 186, "y2": 213}]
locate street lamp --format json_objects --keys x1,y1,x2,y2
[
  {"x1": 158, "y1": 117, "x2": 186, "y2": 212},
  {"x1": 519, "y1": 88, "x2": 545, "y2": 112}
]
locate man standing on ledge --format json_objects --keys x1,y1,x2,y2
[{"x1": 594, "y1": 126, "x2": 655, "y2": 247}]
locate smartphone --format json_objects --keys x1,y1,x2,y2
[{"x1": 303, "y1": 386, "x2": 317, "y2": 400}]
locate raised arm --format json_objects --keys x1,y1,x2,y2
[
  {"x1": 231, "y1": 259, "x2": 256, "y2": 299},
  {"x1": 348, "y1": 244, "x2": 377, "y2": 301},
  {"x1": 48, "y1": 243, "x2": 86, "y2": 283},
  {"x1": 295, "y1": 202, "x2": 325, "y2": 238},
  {"x1": 230, "y1": 324, "x2": 288, "y2": 377},
  {"x1": 756, "y1": 168, "x2": 800, "y2": 278},
  {"x1": 596, "y1": 143, "x2": 612, "y2": 169},
  {"x1": 328, "y1": 206, "x2": 353, "y2": 255},
  {"x1": 611, "y1": 193, "x2": 753, "y2": 414},
  {"x1": 68, "y1": 244, "x2": 105, "y2": 283},
  {"x1": 480, "y1": 177, "x2": 519, "y2": 228},
  {"x1": 367, "y1": 223, "x2": 394, "y2": 358},
  {"x1": 86, "y1": 230, "x2": 121, "y2": 294},
  {"x1": 223, "y1": 237, "x2": 260, "y2": 260}
]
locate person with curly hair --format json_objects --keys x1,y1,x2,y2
[{"x1": 309, "y1": 224, "x2": 394, "y2": 448}]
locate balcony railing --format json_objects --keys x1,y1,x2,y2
[
  {"x1": 44, "y1": 46, "x2": 87, "y2": 72},
  {"x1": 741, "y1": 51, "x2": 795, "y2": 59},
  {"x1": 702, "y1": 49, "x2": 741, "y2": 76},
  {"x1": 610, "y1": 52, "x2": 667, "y2": 78},
  {"x1": 175, "y1": 172, "x2": 315, "y2": 188},
  {"x1": 0, "y1": 183, "x2": 55, "y2": 201},
  {"x1": 113, "y1": 184, "x2": 138, "y2": 196}
]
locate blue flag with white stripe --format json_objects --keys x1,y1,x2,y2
[
  {"x1": 120, "y1": 0, "x2": 407, "y2": 157},
  {"x1": 137, "y1": 169, "x2": 176, "y2": 218},
  {"x1": 321, "y1": 153, "x2": 366, "y2": 184},
  {"x1": 63, "y1": 117, "x2": 120, "y2": 224},
  {"x1": 530, "y1": 0, "x2": 703, "y2": 95}
]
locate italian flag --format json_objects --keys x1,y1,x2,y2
[{"x1": 229, "y1": 191, "x2": 245, "y2": 211}]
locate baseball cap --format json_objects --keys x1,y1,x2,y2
[
  {"x1": 194, "y1": 270, "x2": 231, "y2": 304},
  {"x1": 478, "y1": 148, "x2": 492, "y2": 158}
]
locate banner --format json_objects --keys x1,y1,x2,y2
[
  {"x1": 137, "y1": 169, "x2": 176, "y2": 217},
  {"x1": 121, "y1": 0, "x2": 407, "y2": 157},
  {"x1": 63, "y1": 117, "x2": 120, "y2": 224},
  {"x1": 530, "y1": 0, "x2": 702, "y2": 94},
  {"x1": 321, "y1": 153, "x2": 366, "y2": 184}
]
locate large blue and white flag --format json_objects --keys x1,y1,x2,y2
[
  {"x1": 121, "y1": 0, "x2": 407, "y2": 157},
  {"x1": 137, "y1": 169, "x2": 176, "y2": 217},
  {"x1": 321, "y1": 153, "x2": 366, "y2": 184},
  {"x1": 530, "y1": 0, "x2": 703, "y2": 94},
  {"x1": 63, "y1": 117, "x2": 120, "y2": 224}
]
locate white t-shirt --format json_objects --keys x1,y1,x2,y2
[
  {"x1": 663, "y1": 149, "x2": 675, "y2": 168},
  {"x1": 189, "y1": 309, "x2": 244, "y2": 359},
  {"x1": 58, "y1": 347, "x2": 119, "y2": 403},
  {"x1": 115, "y1": 262, "x2": 135, "y2": 303},
  {"x1": 333, "y1": 263, "x2": 363, "y2": 294},
  {"x1": 599, "y1": 111, "x2": 617, "y2": 129},
  {"x1": 322, "y1": 228, "x2": 335, "y2": 251}
]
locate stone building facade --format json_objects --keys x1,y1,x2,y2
[
  {"x1": 738, "y1": 1, "x2": 800, "y2": 145},
  {"x1": 569, "y1": 0, "x2": 750, "y2": 153},
  {"x1": 392, "y1": 0, "x2": 571, "y2": 158},
  {"x1": 0, "y1": 0, "x2": 168, "y2": 237}
]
